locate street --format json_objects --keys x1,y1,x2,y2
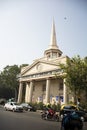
[
  {"x1": 0, "y1": 107, "x2": 60, "y2": 130},
  {"x1": 0, "y1": 106, "x2": 87, "y2": 130}
]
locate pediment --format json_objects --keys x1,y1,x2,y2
[{"x1": 21, "y1": 60, "x2": 60, "y2": 76}]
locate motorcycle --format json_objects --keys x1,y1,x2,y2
[{"x1": 41, "y1": 110, "x2": 59, "y2": 122}]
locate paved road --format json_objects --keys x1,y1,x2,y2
[
  {"x1": 0, "y1": 106, "x2": 87, "y2": 130},
  {"x1": 0, "y1": 107, "x2": 60, "y2": 130}
]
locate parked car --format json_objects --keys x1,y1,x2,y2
[
  {"x1": 20, "y1": 103, "x2": 36, "y2": 112},
  {"x1": 61, "y1": 104, "x2": 78, "y2": 110},
  {"x1": 61, "y1": 104, "x2": 85, "y2": 111},
  {"x1": 4, "y1": 102, "x2": 23, "y2": 112}
]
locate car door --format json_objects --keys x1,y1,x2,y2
[{"x1": 9, "y1": 102, "x2": 14, "y2": 110}]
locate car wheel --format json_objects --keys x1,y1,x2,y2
[
  {"x1": 59, "y1": 114, "x2": 63, "y2": 122},
  {"x1": 13, "y1": 108, "x2": 15, "y2": 112},
  {"x1": 28, "y1": 108, "x2": 31, "y2": 111},
  {"x1": 5, "y1": 107, "x2": 7, "y2": 111},
  {"x1": 60, "y1": 126, "x2": 64, "y2": 130},
  {"x1": 81, "y1": 116, "x2": 85, "y2": 122}
]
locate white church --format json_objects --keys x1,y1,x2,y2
[{"x1": 17, "y1": 20, "x2": 71, "y2": 105}]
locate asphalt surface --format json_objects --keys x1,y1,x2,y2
[
  {"x1": 0, "y1": 106, "x2": 60, "y2": 130},
  {"x1": 0, "y1": 105, "x2": 87, "y2": 130}
]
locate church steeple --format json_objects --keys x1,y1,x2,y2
[
  {"x1": 49, "y1": 19, "x2": 58, "y2": 49},
  {"x1": 44, "y1": 20, "x2": 62, "y2": 59}
]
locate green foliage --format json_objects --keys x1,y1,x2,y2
[
  {"x1": 20, "y1": 64, "x2": 29, "y2": 69},
  {"x1": 29, "y1": 102, "x2": 61, "y2": 111},
  {"x1": 36, "y1": 102, "x2": 44, "y2": 110},
  {"x1": 1, "y1": 65, "x2": 20, "y2": 88},
  {"x1": 0, "y1": 98, "x2": 6, "y2": 105},
  {"x1": 80, "y1": 102, "x2": 87, "y2": 111},
  {"x1": 0, "y1": 64, "x2": 29, "y2": 100},
  {"x1": 51, "y1": 103, "x2": 61, "y2": 111},
  {"x1": 28, "y1": 102, "x2": 44, "y2": 110},
  {"x1": 0, "y1": 65, "x2": 20, "y2": 100},
  {"x1": 0, "y1": 86, "x2": 14, "y2": 99},
  {"x1": 59, "y1": 55, "x2": 87, "y2": 102}
]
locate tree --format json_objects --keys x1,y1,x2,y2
[
  {"x1": 82, "y1": 57, "x2": 87, "y2": 100},
  {"x1": 0, "y1": 65, "x2": 20, "y2": 100},
  {"x1": 0, "y1": 64, "x2": 29, "y2": 100},
  {"x1": 59, "y1": 55, "x2": 87, "y2": 104},
  {"x1": 20, "y1": 64, "x2": 28, "y2": 68}
]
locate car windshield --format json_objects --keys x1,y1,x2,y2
[
  {"x1": 64, "y1": 106, "x2": 76, "y2": 109},
  {"x1": 21, "y1": 103, "x2": 28, "y2": 106},
  {"x1": 12, "y1": 102, "x2": 18, "y2": 105}
]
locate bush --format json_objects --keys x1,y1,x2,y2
[
  {"x1": 0, "y1": 98, "x2": 6, "y2": 105},
  {"x1": 28, "y1": 102, "x2": 44, "y2": 110},
  {"x1": 80, "y1": 102, "x2": 87, "y2": 111},
  {"x1": 51, "y1": 103, "x2": 61, "y2": 111},
  {"x1": 36, "y1": 102, "x2": 44, "y2": 110},
  {"x1": 28, "y1": 102, "x2": 61, "y2": 111}
]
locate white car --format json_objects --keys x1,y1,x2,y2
[{"x1": 4, "y1": 102, "x2": 23, "y2": 112}]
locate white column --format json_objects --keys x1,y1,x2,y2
[
  {"x1": 25, "y1": 82, "x2": 29, "y2": 102},
  {"x1": 17, "y1": 82, "x2": 23, "y2": 103},
  {"x1": 63, "y1": 78, "x2": 68, "y2": 104},
  {"x1": 58, "y1": 83, "x2": 61, "y2": 104},
  {"x1": 46, "y1": 78, "x2": 50, "y2": 104},
  {"x1": 29, "y1": 81, "x2": 33, "y2": 103}
]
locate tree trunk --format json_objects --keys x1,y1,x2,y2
[
  {"x1": 14, "y1": 88, "x2": 18, "y2": 101},
  {"x1": 73, "y1": 91, "x2": 77, "y2": 105}
]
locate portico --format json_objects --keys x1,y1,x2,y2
[{"x1": 18, "y1": 70, "x2": 68, "y2": 104}]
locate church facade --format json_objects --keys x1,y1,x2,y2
[{"x1": 17, "y1": 21, "x2": 70, "y2": 105}]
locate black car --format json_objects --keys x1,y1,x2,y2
[{"x1": 20, "y1": 103, "x2": 36, "y2": 112}]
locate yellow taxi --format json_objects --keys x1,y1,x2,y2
[
  {"x1": 60, "y1": 104, "x2": 78, "y2": 110},
  {"x1": 59, "y1": 104, "x2": 87, "y2": 121}
]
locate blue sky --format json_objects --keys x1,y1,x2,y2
[{"x1": 0, "y1": 0, "x2": 87, "y2": 71}]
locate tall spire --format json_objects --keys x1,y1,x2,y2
[
  {"x1": 44, "y1": 19, "x2": 62, "y2": 59},
  {"x1": 48, "y1": 19, "x2": 58, "y2": 49}
]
